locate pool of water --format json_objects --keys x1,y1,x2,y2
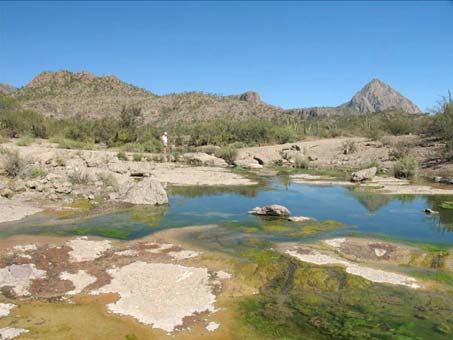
[{"x1": 3, "y1": 177, "x2": 453, "y2": 244}]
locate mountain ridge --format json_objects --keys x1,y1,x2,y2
[{"x1": 8, "y1": 70, "x2": 421, "y2": 123}]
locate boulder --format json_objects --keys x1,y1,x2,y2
[
  {"x1": 183, "y1": 153, "x2": 227, "y2": 167},
  {"x1": 239, "y1": 91, "x2": 261, "y2": 104},
  {"x1": 249, "y1": 204, "x2": 291, "y2": 217},
  {"x1": 288, "y1": 216, "x2": 311, "y2": 222},
  {"x1": 424, "y1": 208, "x2": 439, "y2": 214},
  {"x1": 119, "y1": 177, "x2": 168, "y2": 205},
  {"x1": 234, "y1": 158, "x2": 263, "y2": 169},
  {"x1": 351, "y1": 167, "x2": 377, "y2": 182}
]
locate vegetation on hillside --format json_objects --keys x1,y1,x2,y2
[{"x1": 1, "y1": 92, "x2": 452, "y2": 159}]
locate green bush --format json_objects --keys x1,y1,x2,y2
[
  {"x1": 294, "y1": 155, "x2": 309, "y2": 169},
  {"x1": 68, "y1": 169, "x2": 89, "y2": 185},
  {"x1": 3, "y1": 149, "x2": 27, "y2": 178},
  {"x1": 56, "y1": 138, "x2": 95, "y2": 150},
  {"x1": 214, "y1": 146, "x2": 237, "y2": 164},
  {"x1": 27, "y1": 166, "x2": 47, "y2": 178},
  {"x1": 133, "y1": 153, "x2": 143, "y2": 161},
  {"x1": 393, "y1": 155, "x2": 418, "y2": 179},
  {"x1": 96, "y1": 172, "x2": 119, "y2": 191},
  {"x1": 342, "y1": 140, "x2": 357, "y2": 154},
  {"x1": 16, "y1": 135, "x2": 35, "y2": 146},
  {"x1": 117, "y1": 151, "x2": 128, "y2": 161}
]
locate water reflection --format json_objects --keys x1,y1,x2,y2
[{"x1": 3, "y1": 179, "x2": 453, "y2": 244}]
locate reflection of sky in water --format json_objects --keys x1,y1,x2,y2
[{"x1": 3, "y1": 179, "x2": 453, "y2": 244}]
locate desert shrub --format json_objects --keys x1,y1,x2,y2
[
  {"x1": 444, "y1": 140, "x2": 453, "y2": 161},
  {"x1": 96, "y1": 172, "x2": 119, "y2": 190},
  {"x1": 26, "y1": 166, "x2": 47, "y2": 178},
  {"x1": 133, "y1": 153, "x2": 143, "y2": 162},
  {"x1": 389, "y1": 141, "x2": 413, "y2": 160},
  {"x1": 342, "y1": 140, "x2": 357, "y2": 154},
  {"x1": 385, "y1": 117, "x2": 417, "y2": 135},
  {"x1": 117, "y1": 151, "x2": 128, "y2": 161},
  {"x1": 214, "y1": 146, "x2": 237, "y2": 164},
  {"x1": 294, "y1": 155, "x2": 309, "y2": 169},
  {"x1": 393, "y1": 155, "x2": 418, "y2": 179},
  {"x1": 3, "y1": 149, "x2": 27, "y2": 178},
  {"x1": 68, "y1": 169, "x2": 89, "y2": 185},
  {"x1": 57, "y1": 138, "x2": 95, "y2": 150},
  {"x1": 426, "y1": 95, "x2": 453, "y2": 141},
  {"x1": 120, "y1": 143, "x2": 145, "y2": 153},
  {"x1": 16, "y1": 135, "x2": 35, "y2": 146},
  {"x1": 365, "y1": 128, "x2": 384, "y2": 141}
]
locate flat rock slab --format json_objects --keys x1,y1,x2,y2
[
  {"x1": 0, "y1": 264, "x2": 46, "y2": 296},
  {"x1": 0, "y1": 198, "x2": 42, "y2": 224},
  {"x1": 59, "y1": 270, "x2": 97, "y2": 295},
  {"x1": 66, "y1": 238, "x2": 112, "y2": 262},
  {"x1": 286, "y1": 247, "x2": 420, "y2": 289},
  {"x1": 0, "y1": 327, "x2": 29, "y2": 339},
  {"x1": 0, "y1": 303, "x2": 16, "y2": 318},
  {"x1": 92, "y1": 261, "x2": 217, "y2": 333}
]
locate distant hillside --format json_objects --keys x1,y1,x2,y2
[
  {"x1": 0, "y1": 83, "x2": 17, "y2": 94},
  {"x1": 13, "y1": 70, "x2": 282, "y2": 123},
  {"x1": 11, "y1": 70, "x2": 421, "y2": 123}
]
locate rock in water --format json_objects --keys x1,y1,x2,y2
[
  {"x1": 288, "y1": 216, "x2": 311, "y2": 222},
  {"x1": 119, "y1": 178, "x2": 168, "y2": 205},
  {"x1": 424, "y1": 208, "x2": 439, "y2": 214},
  {"x1": 249, "y1": 204, "x2": 291, "y2": 217},
  {"x1": 351, "y1": 167, "x2": 377, "y2": 182},
  {"x1": 234, "y1": 158, "x2": 263, "y2": 169}
]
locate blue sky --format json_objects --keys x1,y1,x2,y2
[{"x1": 1, "y1": 1, "x2": 452, "y2": 110}]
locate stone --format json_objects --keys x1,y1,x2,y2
[
  {"x1": 234, "y1": 158, "x2": 263, "y2": 169},
  {"x1": 351, "y1": 167, "x2": 377, "y2": 182},
  {"x1": 119, "y1": 177, "x2": 168, "y2": 205},
  {"x1": 424, "y1": 208, "x2": 439, "y2": 214},
  {"x1": 249, "y1": 204, "x2": 291, "y2": 217},
  {"x1": 0, "y1": 188, "x2": 13, "y2": 198},
  {"x1": 183, "y1": 152, "x2": 227, "y2": 167},
  {"x1": 288, "y1": 216, "x2": 311, "y2": 222}
]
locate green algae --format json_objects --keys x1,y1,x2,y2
[
  {"x1": 232, "y1": 244, "x2": 453, "y2": 340},
  {"x1": 69, "y1": 227, "x2": 131, "y2": 239},
  {"x1": 129, "y1": 206, "x2": 167, "y2": 226},
  {"x1": 440, "y1": 201, "x2": 453, "y2": 210},
  {"x1": 224, "y1": 219, "x2": 350, "y2": 239}
]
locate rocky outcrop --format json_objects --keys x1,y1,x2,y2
[
  {"x1": 118, "y1": 177, "x2": 168, "y2": 205},
  {"x1": 351, "y1": 167, "x2": 377, "y2": 182},
  {"x1": 344, "y1": 79, "x2": 420, "y2": 114},
  {"x1": 249, "y1": 205, "x2": 290, "y2": 217},
  {"x1": 183, "y1": 153, "x2": 227, "y2": 167},
  {"x1": 233, "y1": 158, "x2": 263, "y2": 169},
  {"x1": 239, "y1": 91, "x2": 261, "y2": 104},
  {"x1": 0, "y1": 83, "x2": 17, "y2": 94}
]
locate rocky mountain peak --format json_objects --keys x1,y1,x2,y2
[
  {"x1": 239, "y1": 91, "x2": 261, "y2": 104},
  {"x1": 345, "y1": 79, "x2": 420, "y2": 114}
]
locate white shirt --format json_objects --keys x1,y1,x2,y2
[{"x1": 162, "y1": 135, "x2": 168, "y2": 145}]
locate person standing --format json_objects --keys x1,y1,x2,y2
[{"x1": 160, "y1": 131, "x2": 168, "y2": 154}]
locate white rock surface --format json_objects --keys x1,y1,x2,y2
[
  {"x1": 0, "y1": 264, "x2": 46, "y2": 296},
  {"x1": 0, "y1": 303, "x2": 16, "y2": 318},
  {"x1": 92, "y1": 261, "x2": 217, "y2": 332},
  {"x1": 0, "y1": 327, "x2": 29, "y2": 339},
  {"x1": 206, "y1": 322, "x2": 220, "y2": 332},
  {"x1": 114, "y1": 249, "x2": 139, "y2": 257},
  {"x1": 168, "y1": 250, "x2": 200, "y2": 261},
  {"x1": 66, "y1": 238, "x2": 112, "y2": 262},
  {"x1": 323, "y1": 238, "x2": 346, "y2": 249},
  {"x1": 286, "y1": 248, "x2": 420, "y2": 289},
  {"x1": 60, "y1": 270, "x2": 97, "y2": 295}
]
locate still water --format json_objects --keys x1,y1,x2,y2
[{"x1": 3, "y1": 177, "x2": 453, "y2": 244}]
